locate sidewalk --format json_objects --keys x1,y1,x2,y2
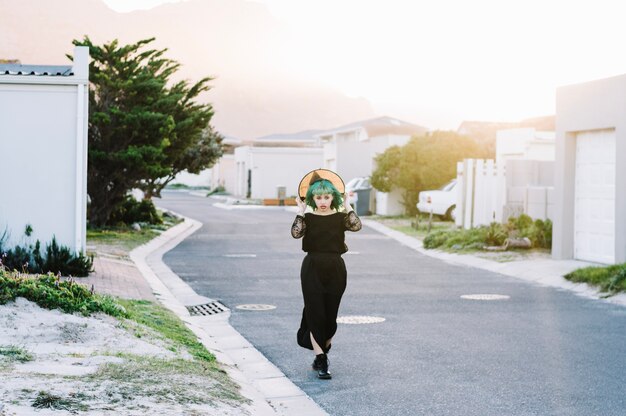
[
  {"x1": 86, "y1": 216, "x2": 327, "y2": 416},
  {"x1": 362, "y1": 219, "x2": 626, "y2": 308}
]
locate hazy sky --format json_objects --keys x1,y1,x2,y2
[{"x1": 102, "y1": 0, "x2": 626, "y2": 129}]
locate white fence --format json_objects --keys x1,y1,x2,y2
[
  {"x1": 456, "y1": 159, "x2": 554, "y2": 229},
  {"x1": 456, "y1": 159, "x2": 506, "y2": 229}
]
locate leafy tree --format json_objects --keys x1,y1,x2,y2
[
  {"x1": 371, "y1": 130, "x2": 489, "y2": 214},
  {"x1": 70, "y1": 37, "x2": 223, "y2": 226}
]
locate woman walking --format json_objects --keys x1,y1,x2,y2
[{"x1": 291, "y1": 169, "x2": 362, "y2": 379}]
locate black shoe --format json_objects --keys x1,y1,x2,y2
[
  {"x1": 313, "y1": 354, "x2": 331, "y2": 379},
  {"x1": 312, "y1": 354, "x2": 324, "y2": 371}
]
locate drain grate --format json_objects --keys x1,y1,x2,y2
[{"x1": 187, "y1": 301, "x2": 228, "y2": 316}]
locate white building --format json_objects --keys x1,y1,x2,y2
[
  {"x1": 0, "y1": 47, "x2": 89, "y2": 253},
  {"x1": 234, "y1": 146, "x2": 323, "y2": 199},
  {"x1": 553, "y1": 74, "x2": 626, "y2": 265},
  {"x1": 316, "y1": 116, "x2": 427, "y2": 215},
  {"x1": 316, "y1": 116, "x2": 426, "y2": 181},
  {"x1": 171, "y1": 136, "x2": 241, "y2": 190},
  {"x1": 496, "y1": 127, "x2": 555, "y2": 163}
]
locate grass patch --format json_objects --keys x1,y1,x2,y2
[
  {"x1": 32, "y1": 391, "x2": 90, "y2": 412},
  {"x1": 118, "y1": 299, "x2": 215, "y2": 363},
  {"x1": 0, "y1": 345, "x2": 34, "y2": 363},
  {"x1": 372, "y1": 215, "x2": 456, "y2": 239},
  {"x1": 0, "y1": 272, "x2": 213, "y2": 362},
  {"x1": 87, "y1": 227, "x2": 161, "y2": 252},
  {"x1": 0, "y1": 271, "x2": 128, "y2": 317},
  {"x1": 87, "y1": 210, "x2": 182, "y2": 255},
  {"x1": 87, "y1": 354, "x2": 244, "y2": 406},
  {"x1": 565, "y1": 263, "x2": 626, "y2": 295}
]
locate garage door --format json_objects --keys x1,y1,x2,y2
[{"x1": 574, "y1": 129, "x2": 616, "y2": 264}]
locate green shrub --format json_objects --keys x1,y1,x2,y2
[
  {"x1": 565, "y1": 263, "x2": 626, "y2": 294},
  {"x1": 485, "y1": 222, "x2": 507, "y2": 246},
  {"x1": 0, "y1": 270, "x2": 127, "y2": 317},
  {"x1": 423, "y1": 230, "x2": 450, "y2": 248},
  {"x1": 506, "y1": 216, "x2": 552, "y2": 249},
  {"x1": 108, "y1": 196, "x2": 163, "y2": 225},
  {"x1": 508, "y1": 214, "x2": 533, "y2": 232},
  {"x1": 0, "y1": 236, "x2": 93, "y2": 277},
  {"x1": 207, "y1": 185, "x2": 226, "y2": 196},
  {"x1": 0, "y1": 345, "x2": 34, "y2": 363},
  {"x1": 421, "y1": 215, "x2": 552, "y2": 252}
]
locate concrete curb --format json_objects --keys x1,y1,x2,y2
[
  {"x1": 362, "y1": 219, "x2": 626, "y2": 308},
  {"x1": 130, "y1": 216, "x2": 328, "y2": 416}
]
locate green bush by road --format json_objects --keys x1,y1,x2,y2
[
  {"x1": 423, "y1": 215, "x2": 552, "y2": 251},
  {"x1": 565, "y1": 263, "x2": 626, "y2": 295}
]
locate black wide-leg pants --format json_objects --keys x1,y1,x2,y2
[{"x1": 297, "y1": 252, "x2": 347, "y2": 353}]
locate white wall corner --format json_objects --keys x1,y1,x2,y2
[{"x1": 72, "y1": 46, "x2": 90, "y2": 81}]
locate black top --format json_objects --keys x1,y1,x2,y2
[{"x1": 291, "y1": 211, "x2": 362, "y2": 254}]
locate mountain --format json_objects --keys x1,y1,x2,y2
[{"x1": 0, "y1": 0, "x2": 375, "y2": 140}]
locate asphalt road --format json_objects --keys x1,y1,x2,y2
[{"x1": 157, "y1": 191, "x2": 626, "y2": 416}]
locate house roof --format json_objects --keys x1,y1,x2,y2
[
  {"x1": 254, "y1": 129, "x2": 323, "y2": 147},
  {"x1": 0, "y1": 64, "x2": 74, "y2": 76},
  {"x1": 317, "y1": 116, "x2": 427, "y2": 138}
]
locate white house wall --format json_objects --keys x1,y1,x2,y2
[
  {"x1": 210, "y1": 154, "x2": 235, "y2": 193},
  {"x1": 496, "y1": 128, "x2": 555, "y2": 163},
  {"x1": 554, "y1": 74, "x2": 626, "y2": 264},
  {"x1": 0, "y1": 84, "x2": 81, "y2": 251},
  {"x1": 235, "y1": 146, "x2": 322, "y2": 199}
]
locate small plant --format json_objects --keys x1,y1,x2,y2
[
  {"x1": 32, "y1": 391, "x2": 89, "y2": 412},
  {"x1": 485, "y1": 222, "x2": 507, "y2": 246},
  {"x1": 0, "y1": 345, "x2": 34, "y2": 363},
  {"x1": 0, "y1": 227, "x2": 93, "y2": 276},
  {"x1": 207, "y1": 185, "x2": 226, "y2": 196},
  {"x1": 39, "y1": 237, "x2": 94, "y2": 277}
]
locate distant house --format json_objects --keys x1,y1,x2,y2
[
  {"x1": 171, "y1": 136, "x2": 242, "y2": 190},
  {"x1": 253, "y1": 130, "x2": 323, "y2": 148},
  {"x1": 495, "y1": 128, "x2": 555, "y2": 163},
  {"x1": 316, "y1": 116, "x2": 427, "y2": 181},
  {"x1": 206, "y1": 137, "x2": 241, "y2": 193},
  {"x1": 315, "y1": 116, "x2": 427, "y2": 215},
  {"x1": 0, "y1": 47, "x2": 89, "y2": 253},
  {"x1": 553, "y1": 74, "x2": 626, "y2": 265},
  {"x1": 233, "y1": 130, "x2": 324, "y2": 199},
  {"x1": 457, "y1": 116, "x2": 555, "y2": 156}
]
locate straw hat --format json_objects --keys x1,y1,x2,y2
[{"x1": 298, "y1": 169, "x2": 345, "y2": 200}]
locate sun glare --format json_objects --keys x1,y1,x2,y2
[{"x1": 102, "y1": 0, "x2": 626, "y2": 128}]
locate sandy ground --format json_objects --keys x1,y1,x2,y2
[{"x1": 0, "y1": 298, "x2": 247, "y2": 416}]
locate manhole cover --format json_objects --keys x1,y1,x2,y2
[
  {"x1": 187, "y1": 301, "x2": 228, "y2": 316},
  {"x1": 460, "y1": 294, "x2": 510, "y2": 301},
  {"x1": 336, "y1": 315, "x2": 385, "y2": 324},
  {"x1": 235, "y1": 304, "x2": 276, "y2": 311}
]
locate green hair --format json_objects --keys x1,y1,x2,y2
[{"x1": 305, "y1": 179, "x2": 343, "y2": 211}]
